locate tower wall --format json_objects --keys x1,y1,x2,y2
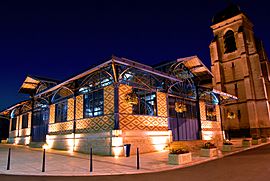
[{"x1": 210, "y1": 13, "x2": 270, "y2": 137}]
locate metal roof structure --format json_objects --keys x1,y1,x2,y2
[
  {"x1": 0, "y1": 100, "x2": 31, "y2": 117},
  {"x1": 19, "y1": 75, "x2": 59, "y2": 95},
  {"x1": 176, "y1": 56, "x2": 213, "y2": 81},
  {"x1": 34, "y1": 56, "x2": 183, "y2": 98}
]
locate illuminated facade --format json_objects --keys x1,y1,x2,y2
[
  {"x1": 0, "y1": 56, "x2": 235, "y2": 155},
  {"x1": 210, "y1": 4, "x2": 270, "y2": 137}
]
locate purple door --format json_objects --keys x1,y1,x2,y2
[{"x1": 168, "y1": 97, "x2": 199, "y2": 141}]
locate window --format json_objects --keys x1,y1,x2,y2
[
  {"x1": 234, "y1": 83, "x2": 238, "y2": 97},
  {"x1": 55, "y1": 100, "x2": 68, "y2": 123},
  {"x1": 11, "y1": 117, "x2": 17, "y2": 131},
  {"x1": 22, "y1": 113, "x2": 28, "y2": 129},
  {"x1": 205, "y1": 104, "x2": 217, "y2": 121},
  {"x1": 132, "y1": 89, "x2": 157, "y2": 116},
  {"x1": 84, "y1": 89, "x2": 104, "y2": 118},
  {"x1": 237, "y1": 110, "x2": 241, "y2": 119},
  {"x1": 224, "y1": 30, "x2": 237, "y2": 54}
]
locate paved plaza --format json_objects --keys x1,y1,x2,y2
[{"x1": 0, "y1": 139, "x2": 268, "y2": 176}]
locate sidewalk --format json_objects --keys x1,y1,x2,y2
[{"x1": 0, "y1": 139, "x2": 268, "y2": 176}]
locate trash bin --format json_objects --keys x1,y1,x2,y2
[{"x1": 124, "y1": 144, "x2": 131, "y2": 157}]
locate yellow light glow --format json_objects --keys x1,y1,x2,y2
[
  {"x1": 153, "y1": 144, "x2": 167, "y2": 152},
  {"x1": 42, "y1": 144, "x2": 50, "y2": 150},
  {"x1": 151, "y1": 136, "x2": 168, "y2": 152},
  {"x1": 112, "y1": 146, "x2": 123, "y2": 158},
  {"x1": 202, "y1": 131, "x2": 214, "y2": 140},
  {"x1": 14, "y1": 137, "x2": 19, "y2": 145},
  {"x1": 112, "y1": 137, "x2": 123, "y2": 147},
  {"x1": 151, "y1": 136, "x2": 167, "y2": 145},
  {"x1": 222, "y1": 131, "x2": 226, "y2": 140},
  {"x1": 46, "y1": 135, "x2": 54, "y2": 149},
  {"x1": 25, "y1": 137, "x2": 30, "y2": 145},
  {"x1": 112, "y1": 130, "x2": 122, "y2": 137},
  {"x1": 67, "y1": 133, "x2": 75, "y2": 153}
]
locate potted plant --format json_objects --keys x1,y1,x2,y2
[
  {"x1": 242, "y1": 138, "x2": 252, "y2": 147},
  {"x1": 222, "y1": 140, "x2": 233, "y2": 152},
  {"x1": 168, "y1": 148, "x2": 192, "y2": 165},
  {"x1": 251, "y1": 135, "x2": 262, "y2": 145},
  {"x1": 261, "y1": 135, "x2": 268, "y2": 143},
  {"x1": 200, "y1": 142, "x2": 218, "y2": 157}
]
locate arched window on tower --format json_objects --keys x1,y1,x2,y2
[{"x1": 224, "y1": 30, "x2": 237, "y2": 54}]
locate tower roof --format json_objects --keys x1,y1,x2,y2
[{"x1": 212, "y1": 4, "x2": 244, "y2": 25}]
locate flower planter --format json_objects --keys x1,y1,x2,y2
[
  {"x1": 252, "y1": 139, "x2": 262, "y2": 145},
  {"x1": 168, "y1": 152, "x2": 192, "y2": 165},
  {"x1": 222, "y1": 145, "x2": 233, "y2": 152},
  {"x1": 261, "y1": 138, "x2": 268, "y2": 143},
  {"x1": 200, "y1": 148, "x2": 218, "y2": 157},
  {"x1": 242, "y1": 140, "x2": 252, "y2": 147}
]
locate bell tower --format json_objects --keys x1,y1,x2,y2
[{"x1": 210, "y1": 4, "x2": 270, "y2": 137}]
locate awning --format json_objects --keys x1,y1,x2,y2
[
  {"x1": 212, "y1": 89, "x2": 238, "y2": 100},
  {"x1": 19, "y1": 75, "x2": 59, "y2": 94},
  {"x1": 0, "y1": 100, "x2": 31, "y2": 117},
  {"x1": 177, "y1": 56, "x2": 213, "y2": 81}
]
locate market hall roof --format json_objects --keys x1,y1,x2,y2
[
  {"x1": 154, "y1": 55, "x2": 213, "y2": 84},
  {"x1": 176, "y1": 56, "x2": 213, "y2": 81},
  {"x1": 34, "y1": 56, "x2": 184, "y2": 98},
  {"x1": 19, "y1": 75, "x2": 59, "y2": 95},
  {"x1": 0, "y1": 100, "x2": 31, "y2": 117}
]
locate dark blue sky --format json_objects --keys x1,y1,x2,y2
[{"x1": 0, "y1": 0, "x2": 268, "y2": 110}]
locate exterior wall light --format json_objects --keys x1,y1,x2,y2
[
  {"x1": 125, "y1": 92, "x2": 138, "y2": 105},
  {"x1": 227, "y1": 112, "x2": 236, "y2": 119},
  {"x1": 175, "y1": 102, "x2": 187, "y2": 113}
]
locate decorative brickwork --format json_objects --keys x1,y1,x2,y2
[
  {"x1": 200, "y1": 101, "x2": 206, "y2": 120},
  {"x1": 119, "y1": 84, "x2": 133, "y2": 114},
  {"x1": 119, "y1": 114, "x2": 168, "y2": 131},
  {"x1": 200, "y1": 101, "x2": 222, "y2": 140},
  {"x1": 76, "y1": 95, "x2": 83, "y2": 120},
  {"x1": 67, "y1": 98, "x2": 75, "y2": 121},
  {"x1": 48, "y1": 121, "x2": 74, "y2": 135},
  {"x1": 157, "y1": 92, "x2": 167, "y2": 117},
  {"x1": 75, "y1": 115, "x2": 114, "y2": 133},
  {"x1": 118, "y1": 84, "x2": 168, "y2": 131},
  {"x1": 104, "y1": 85, "x2": 114, "y2": 115},
  {"x1": 49, "y1": 104, "x2": 55, "y2": 124}
]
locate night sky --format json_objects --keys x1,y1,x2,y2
[{"x1": 0, "y1": 0, "x2": 268, "y2": 110}]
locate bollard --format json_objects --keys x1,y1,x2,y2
[
  {"x1": 90, "y1": 147, "x2": 93, "y2": 172},
  {"x1": 7, "y1": 148, "x2": 11, "y2": 170},
  {"x1": 42, "y1": 149, "x2": 46, "y2": 172},
  {"x1": 136, "y1": 147, "x2": 140, "y2": 170}
]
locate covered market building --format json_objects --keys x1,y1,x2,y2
[{"x1": 0, "y1": 56, "x2": 237, "y2": 156}]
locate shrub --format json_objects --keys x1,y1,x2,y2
[
  {"x1": 169, "y1": 148, "x2": 189, "y2": 154},
  {"x1": 223, "y1": 140, "x2": 233, "y2": 145},
  {"x1": 251, "y1": 135, "x2": 260, "y2": 140},
  {"x1": 202, "y1": 142, "x2": 216, "y2": 149}
]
